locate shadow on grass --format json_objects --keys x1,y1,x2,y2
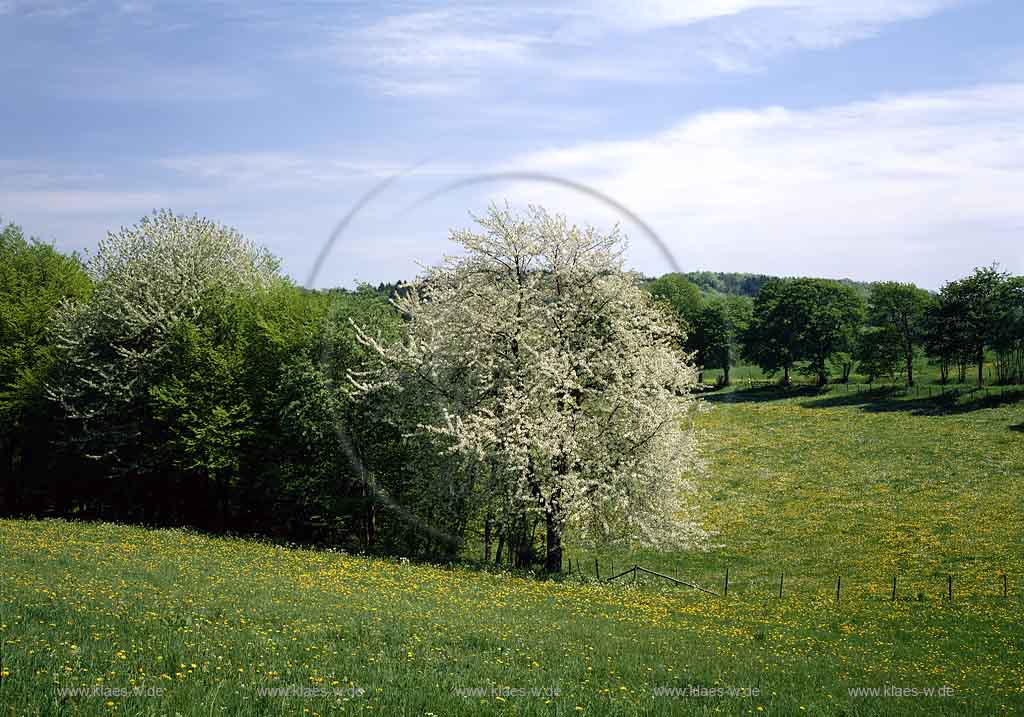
[
  {"x1": 801, "y1": 385, "x2": 1024, "y2": 416},
  {"x1": 702, "y1": 382, "x2": 1024, "y2": 417},
  {"x1": 702, "y1": 384, "x2": 825, "y2": 405},
  {"x1": 1011, "y1": 423, "x2": 1024, "y2": 433}
]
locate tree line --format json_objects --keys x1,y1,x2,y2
[
  {"x1": 1, "y1": 211, "x2": 1019, "y2": 565},
  {"x1": 1, "y1": 212, "x2": 432, "y2": 554},
  {"x1": 645, "y1": 267, "x2": 1024, "y2": 388},
  {"x1": 1, "y1": 209, "x2": 704, "y2": 570}
]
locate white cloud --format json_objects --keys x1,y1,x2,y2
[
  {"x1": 594, "y1": 0, "x2": 959, "y2": 32},
  {"x1": 334, "y1": 0, "x2": 965, "y2": 96},
  {"x1": 322, "y1": 8, "x2": 547, "y2": 96},
  {"x1": 500, "y1": 83, "x2": 1024, "y2": 288}
]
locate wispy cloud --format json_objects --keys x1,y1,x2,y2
[
  {"x1": 159, "y1": 152, "x2": 477, "y2": 187},
  {"x1": 320, "y1": 8, "x2": 548, "y2": 96},
  {"x1": 0, "y1": 0, "x2": 88, "y2": 18},
  {"x1": 332, "y1": 0, "x2": 965, "y2": 96}
]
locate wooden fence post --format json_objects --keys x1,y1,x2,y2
[
  {"x1": 724, "y1": 567, "x2": 729, "y2": 598},
  {"x1": 836, "y1": 576, "x2": 841, "y2": 605},
  {"x1": 892, "y1": 575, "x2": 897, "y2": 601},
  {"x1": 594, "y1": 558, "x2": 600, "y2": 580}
]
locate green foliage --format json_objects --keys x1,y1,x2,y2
[
  {"x1": 864, "y1": 281, "x2": 932, "y2": 385},
  {"x1": 680, "y1": 270, "x2": 872, "y2": 299},
  {"x1": 0, "y1": 222, "x2": 92, "y2": 428},
  {"x1": 0, "y1": 221, "x2": 92, "y2": 512},
  {"x1": 923, "y1": 291, "x2": 971, "y2": 384},
  {"x1": 938, "y1": 266, "x2": 1006, "y2": 385},
  {"x1": 691, "y1": 295, "x2": 751, "y2": 385},
  {"x1": 855, "y1": 326, "x2": 901, "y2": 382},
  {"x1": 791, "y1": 279, "x2": 864, "y2": 385},
  {"x1": 3, "y1": 207, "x2": 1023, "y2": 568},
  {"x1": 742, "y1": 279, "x2": 862, "y2": 385},
  {"x1": 148, "y1": 298, "x2": 254, "y2": 486},
  {"x1": 741, "y1": 279, "x2": 801, "y2": 382},
  {"x1": 644, "y1": 273, "x2": 703, "y2": 325},
  {"x1": 991, "y1": 276, "x2": 1024, "y2": 384}
]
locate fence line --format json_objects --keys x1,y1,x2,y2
[
  {"x1": 726, "y1": 377, "x2": 1024, "y2": 400},
  {"x1": 575, "y1": 559, "x2": 1014, "y2": 605}
]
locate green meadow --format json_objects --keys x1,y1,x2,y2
[{"x1": 2, "y1": 382, "x2": 1022, "y2": 716}]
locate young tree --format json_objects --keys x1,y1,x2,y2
[
  {"x1": 855, "y1": 326, "x2": 900, "y2": 383},
  {"x1": 938, "y1": 266, "x2": 1005, "y2": 386},
  {"x1": 924, "y1": 292, "x2": 969, "y2": 384},
  {"x1": 692, "y1": 296, "x2": 751, "y2": 386},
  {"x1": 645, "y1": 273, "x2": 705, "y2": 377},
  {"x1": 792, "y1": 279, "x2": 865, "y2": 386},
  {"x1": 865, "y1": 282, "x2": 932, "y2": 386},
  {"x1": 742, "y1": 280, "x2": 802, "y2": 385},
  {"x1": 353, "y1": 205, "x2": 704, "y2": 572},
  {"x1": 991, "y1": 276, "x2": 1024, "y2": 384}
]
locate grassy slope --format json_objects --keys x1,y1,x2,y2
[
  {"x1": 582, "y1": 382, "x2": 1024, "y2": 594},
  {"x1": 2, "y1": 387, "x2": 1023, "y2": 716}
]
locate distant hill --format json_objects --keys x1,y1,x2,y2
[
  {"x1": 364, "y1": 274, "x2": 874, "y2": 301},
  {"x1": 677, "y1": 272, "x2": 873, "y2": 300}
]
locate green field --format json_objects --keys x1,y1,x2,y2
[{"x1": 2, "y1": 384, "x2": 1022, "y2": 715}]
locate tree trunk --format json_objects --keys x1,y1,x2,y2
[
  {"x1": 365, "y1": 501, "x2": 376, "y2": 547},
  {"x1": 906, "y1": 352, "x2": 914, "y2": 387},
  {"x1": 977, "y1": 351, "x2": 984, "y2": 386},
  {"x1": 722, "y1": 363, "x2": 731, "y2": 386},
  {"x1": 494, "y1": 527, "x2": 505, "y2": 567},
  {"x1": 483, "y1": 513, "x2": 492, "y2": 563},
  {"x1": 544, "y1": 512, "x2": 562, "y2": 573},
  {"x1": 783, "y1": 365, "x2": 791, "y2": 386}
]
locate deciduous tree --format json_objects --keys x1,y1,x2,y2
[
  {"x1": 353, "y1": 206, "x2": 705, "y2": 572},
  {"x1": 865, "y1": 282, "x2": 932, "y2": 386}
]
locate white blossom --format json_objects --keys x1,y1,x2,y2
[
  {"x1": 353, "y1": 204, "x2": 707, "y2": 556},
  {"x1": 47, "y1": 210, "x2": 279, "y2": 468}
]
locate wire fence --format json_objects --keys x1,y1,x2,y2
[
  {"x1": 702, "y1": 378, "x2": 1024, "y2": 402},
  {"x1": 563, "y1": 559, "x2": 1016, "y2": 605}
]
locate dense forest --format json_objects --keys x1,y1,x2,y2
[{"x1": 2, "y1": 212, "x2": 1022, "y2": 563}]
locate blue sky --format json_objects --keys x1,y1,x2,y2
[{"x1": 1, "y1": 0, "x2": 1022, "y2": 289}]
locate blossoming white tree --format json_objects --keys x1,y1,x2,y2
[
  {"x1": 354, "y1": 205, "x2": 704, "y2": 572},
  {"x1": 48, "y1": 210, "x2": 278, "y2": 473}
]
